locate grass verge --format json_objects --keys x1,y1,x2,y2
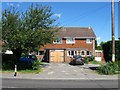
[{"x1": 1, "y1": 68, "x2": 42, "y2": 74}]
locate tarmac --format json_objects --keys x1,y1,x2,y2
[{"x1": 1, "y1": 63, "x2": 119, "y2": 80}]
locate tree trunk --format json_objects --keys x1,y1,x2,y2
[{"x1": 12, "y1": 48, "x2": 22, "y2": 62}]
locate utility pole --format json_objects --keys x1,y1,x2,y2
[{"x1": 111, "y1": 0, "x2": 115, "y2": 62}]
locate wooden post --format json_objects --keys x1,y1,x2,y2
[{"x1": 111, "y1": 0, "x2": 115, "y2": 62}]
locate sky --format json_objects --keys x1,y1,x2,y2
[{"x1": 1, "y1": 2, "x2": 119, "y2": 45}]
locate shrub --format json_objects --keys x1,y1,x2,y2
[
  {"x1": 2, "y1": 54, "x2": 16, "y2": 70},
  {"x1": 32, "y1": 60, "x2": 42, "y2": 70},
  {"x1": 84, "y1": 57, "x2": 89, "y2": 64},
  {"x1": 2, "y1": 54, "x2": 38, "y2": 70},
  {"x1": 88, "y1": 56, "x2": 94, "y2": 62},
  {"x1": 97, "y1": 61, "x2": 120, "y2": 75},
  {"x1": 90, "y1": 60, "x2": 101, "y2": 64}
]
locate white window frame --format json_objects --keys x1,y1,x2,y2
[
  {"x1": 66, "y1": 38, "x2": 75, "y2": 44},
  {"x1": 80, "y1": 50, "x2": 86, "y2": 57},
  {"x1": 86, "y1": 38, "x2": 92, "y2": 44},
  {"x1": 67, "y1": 50, "x2": 77, "y2": 56},
  {"x1": 53, "y1": 38, "x2": 62, "y2": 44},
  {"x1": 86, "y1": 51, "x2": 91, "y2": 56}
]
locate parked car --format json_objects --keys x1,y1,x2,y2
[
  {"x1": 69, "y1": 55, "x2": 84, "y2": 65},
  {"x1": 19, "y1": 55, "x2": 37, "y2": 63}
]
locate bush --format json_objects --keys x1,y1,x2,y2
[
  {"x1": 97, "y1": 61, "x2": 120, "y2": 75},
  {"x1": 2, "y1": 54, "x2": 39, "y2": 70},
  {"x1": 88, "y1": 56, "x2": 94, "y2": 62},
  {"x1": 84, "y1": 57, "x2": 89, "y2": 64},
  {"x1": 90, "y1": 60, "x2": 101, "y2": 64},
  {"x1": 32, "y1": 60, "x2": 42, "y2": 70},
  {"x1": 2, "y1": 54, "x2": 16, "y2": 70}
]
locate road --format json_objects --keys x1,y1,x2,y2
[{"x1": 2, "y1": 78, "x2": 119, "y2": 89}]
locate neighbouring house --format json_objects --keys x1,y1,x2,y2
[{"x1": 37, "y1": 27, "x2": 96, "y2": 63}]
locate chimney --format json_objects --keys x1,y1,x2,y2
[{"x1": 88, "y1": 27, "x2": 91, "y2": 29}]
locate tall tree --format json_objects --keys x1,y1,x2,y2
[{"x1": 2, "y1": 4, "x2": 58, "y2": 60}]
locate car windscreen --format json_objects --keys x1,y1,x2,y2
[{"x1": 73, "y1": 55, "x2": 82, "y2": 58}]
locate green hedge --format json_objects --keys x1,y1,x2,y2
[
  {"x1": 2, "y1": 54, "x2": 41, "y2": 70},
  {"x1": 102, "y1": 40, "x2": 120, "y2": 62}
]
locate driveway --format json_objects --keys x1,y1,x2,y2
[
  {"x1": 2, "y1": 63, "x2": 118, "y2": 80},
  {"x1": 37, "y1": 63, "x2": 118, "y2": 80}
]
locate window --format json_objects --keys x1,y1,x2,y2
[
  {"x1": 53, "y1": 38, "x2": 62, "y2": 44},
  {"x1": 67, "y1": 50, "x2": 77, "y2": 56},
  {"x1": 66, "y1": 38, "x2": 75, "y2": 44},
  {"x1": 81, "y1": 51, "x2": 85, "y2": 55},
  {"x1": 87, "y1": 51, "x2": 91, "y2": 56},
  {"x1": 86, "y1": 39, "x2": 92, "y2": 44},
  {"x1": 71, "y1": 51, "x2": 74, "y2": 56}
]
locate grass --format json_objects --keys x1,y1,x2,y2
[
  {"x1": 89, "y1": 60, "x2": 102, "y2": 65},
  {"x1": 1, "y1": 68, "x2": 42, "y2": 74},
  {"x1": 1, "y1": 60, "x2": 44, "y2": 74}
]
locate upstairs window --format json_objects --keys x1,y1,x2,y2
[
  {"x1": 53, "y1": 38, "x2": 62, "y2": 44},
  {"x1": 86, "y1": 39, "x2": 92, "y2": 44},
  {"x1": 66, "y1": 38, "x2": 75, "y2": 44}
]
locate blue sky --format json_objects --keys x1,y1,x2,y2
[{"x1": 2, "y1": 2, "x2": 119, "y2": 45}]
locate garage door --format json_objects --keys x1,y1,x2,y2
[{"x1": 50, "y1": 50, "x2": 64, "y2": 63}]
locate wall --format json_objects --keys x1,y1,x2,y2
[{"x1": 42, "y1": 38, "x2": 94, "y2": 54}]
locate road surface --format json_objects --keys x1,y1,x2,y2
[{"x1": 2, "y1": 78, "x2": 119, "y2": 89}]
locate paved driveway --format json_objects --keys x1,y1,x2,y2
[{"x1": 38, "y1": 63, "x2": 118, "y2": 80}]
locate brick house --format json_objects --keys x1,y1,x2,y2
[{"x1": 36, "y1": 27, "x2": 96, "y2": 63}]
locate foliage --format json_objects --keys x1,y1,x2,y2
[
  {"x1": 0, "y1": 19, "x2": 2, "y2": 40},
  {"x1": 2, "y1": 4, "x2": 59, "y2": 61},
  {"x1": 88, "y1": 56, "x2": 94, "y2": 62},
  {"x1": 97, "y1": 61, "x2": 120, "y2": 75},
  {"x1": 95, "y1": 41, "x2": 105, "y2": 50},
  {"x1": 32, "y1": 60, "x2": 42, "y2": 70},
  {"x1": 2, "y1": 54, "x2": 39, "y2": 70},
  {"x1": 83, "y1": 56, "x2": 95, "y2": 64},
  {"x1": 102, "y1": 40, "x2": 120, "y2": 62},
  {"x1": 2, "y1": 54, "x2": 17, "y2": 70},
  {"x1": 83, "y1": 57, "x2": 89, "y2": 64},
  {"x1": 89, "y1": 60, "x2": 101, "y2": 64}
]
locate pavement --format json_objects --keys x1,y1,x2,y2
[{"x1": 1, "y1": 63, "x2": 119, "y2": 80}]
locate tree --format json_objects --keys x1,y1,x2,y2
[
  {"x1": 95, "y1": 41, "x2": 105, "y2": 50},
  {"x1": 2, "y1": 4, "x2": 59, "y2": 60}
]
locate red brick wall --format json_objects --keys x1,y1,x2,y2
[{"x1": 42, "y1": 39, "x2": 94, "y2": 53}]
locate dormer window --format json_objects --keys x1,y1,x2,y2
[
  {"x1": 53, "y1": 38, "x2": 62, "y2": 44},
  {"x1": 66, "y1": 38, "x2": 75, "y2": 44},
  {"x1": 86, "y1": 38, "x2": 92, "y2": 44}
]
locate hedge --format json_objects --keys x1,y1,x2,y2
[{"x1": 102, "y1": 40, "x2": 120, "y2": 62}]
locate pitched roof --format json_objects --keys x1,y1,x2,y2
[{"x1": 55, "y1": 27, "x2": 96, "y2": 38}]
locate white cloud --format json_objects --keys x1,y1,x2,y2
[
  {"x1": 54, "y1": 13, "x2": 62, "y2": 18},
  {"x1": 96, "y1": 37, "x2": 101, "y2": 40}
]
